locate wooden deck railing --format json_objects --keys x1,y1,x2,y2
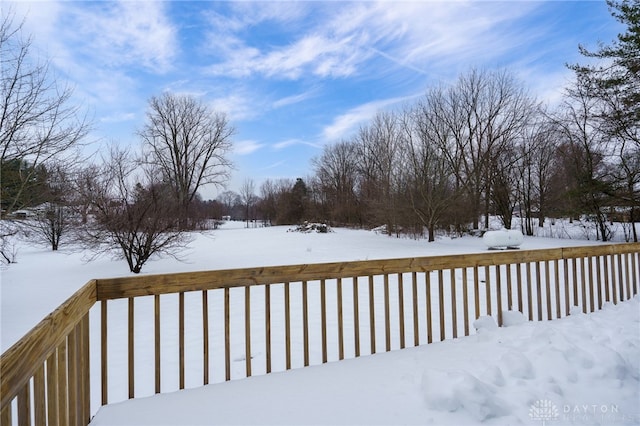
[{"x1": 1, "y1": 243, "x2": 638, "y2": 425}]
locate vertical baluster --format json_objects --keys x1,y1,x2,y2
[
  {"x1": 572, "y1": 257, "x2": 579, "y2": 308},
  {"x1": 412, "y1": 272, "x2": 419, "y2": 346},
  {"x1": 495, "y1": 265, "x2": 502, "y2": 327},
  {"x1": 611, "y1": 255, "x2": 618, "y2": 304},
  {"x1": 462, "y1": 268, "x2": 469, "y2": 336},
  {"x1": 179, "y1": 292, "x2": 185, "y2": 389},
  {"x1": 101, "y1": 300, "x2": 108, "y2": 406},
  {"x1": 426, "y1": 272, "x2": 433, "y2": 344},
  {"x1": 398, "y1": 273, "x2": 405, "y2": 349},
  {"x1": 595, "y1": 256, "x2": 603, "y2": 310},
  {"x1": 284, "y1": 283, "x2": 291, "y2": 370},
  {"x1": 202, "y1": 291, "x2": 208, "y2": 385},
  {"x1": 81, "y1": 314, "x2": 90, "y2": 425},
  {"x1": 473, "y1": 266, "x2": 480, "y2": 319},
  {"x1": 526, "y1": 262, "x2": 533, "y2": 320},
  {"x1": 337, "y1": 278, "x2": 344, "y2": 360},
  {"x1": 68, "y1": 325, "x2": 78, "y2": 426},
  {"x1": 128, "y1": 297, "x2": 135, "y2": 398},
  {"x1": 545, "y1": 260, "x2": 552, "y2": 319},
  {"x1": 353, "y1": 277, "x2": 360, "y2": 357},
  {"x1": 450, "y1": 269, "x2": 457, "y2": 337},
  {"x1": 57, "y1": 341, "x2": 68, "y2": 426},
  {"x1": 618, "y1": 254, "x2": 625, "y2": 301},
  {"x1": 604, "y1": 255, "x2": 611, "y2": 303},
  {"x1": 245, "y1": 286, "x2": 252, "y2": 376},
  {"x1": 368, "y1": 276, "x2": 376, "y2": 354},
  {"x1": 625, "y1": 253, "x2": 632, "y2": 300},
  {"x1": 321, "y1": 279, "x2": 327, "y2": 363},
  {"x1": 155, "y1": 295, "x2": 161, "y2": 393},
  {"x1": 554, "y1": 259, "x2": 561, "y2": 318},
  {"x1": 506, "y1": 264, "x2": 513, "y2": 310},
  {"x1": 438, "y1": 270, "x2": 445, "y2": 342},
  {"x1": 384, "y1": 274, "x2": 391, "y2": 351},
  {"x1": 265, "y1": 284, "x2": 272, "y2": 374},
  {"x1": 17, "y1": 383, "x2": 30, "y2": 426},
  {"x1": 46, "y1": 352, "x2": 58, "y2": 426},
  {"x1": 588, "y1": 257, "x2": 595, "y2": 312},
  {"x1": 535, "y1": 261, "x2": 542, "y2": 321},
  {"x1": 564, "y1": 258, "x2": 571, "y2": 314},
  {"x1": 484, "y1": 265, "x2": 492, "y2": 317},
  {"x1": 516, "y1": 263, "x2": 523, "y2": 313},
  {"x1": 34, "y1": 365, "x2": 45, "y2": 426},
  {"x1": 580, "y1": 257, "x2": 587, "y2": 313},
  {"x1": 1, "y1": 401, "x2": 11, "y2": 426},
  {"x1": 224, "y1": 287, "x2": 231, "y2": 380},
  {"x1": 303, "y1": 281, "x2": 309, "y2": 367}
]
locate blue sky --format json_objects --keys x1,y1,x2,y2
[{"x1": 11, "y1": 1, "x2": 621, "y2": 199}]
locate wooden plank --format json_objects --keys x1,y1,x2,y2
[
  {"x1": 353, "y1": 277, "x2": 360, "y2": 357},
  {"x1": 224, "y1": 288, "x2": 231, "y2": 380},
  {"x1": 203, "y1": 290, "x2": 209, "y2": 385},
  {"x1": 337, "y1": 278, "x2": 344, "y2": 360},
  {"x1": 450, "y1": 269, "x2": 458, "y2": 337},
  {"x1": 0, "y1": 281, "x2": 96, "y2": 408},
  {"x1": 128, "y1": 297, "x2": 135, "y2": 398},
  {"x1": 302, "y1": 281, "x2": 309, "y2": 367},
  {"x1": 94, "y1": 246, "x2": 640, "y2": 300},
  {"x1": 572, "y1": 257, "x2": 579, "y2": 308},
  {"x1": 46, "y1": 352, "x2": 58, "y2": 426},
  {"x1": 284, "y1": 283, "x2": 291, "y2": 370},
  {"x1": 155, "y1": 295, "x2": 161, "y2": 392},
  {"x1": 265, "y1": 285, "x2": 271, "y2": 374},
  {"x1": 384, "y1": 275, "x2": 391, "y2": 351},
  {"x1": 412, "y1": 272, "x2": 419, "y2": 346},
  {"x1": 484, "y1": 266, "x2": 491, "y2": 316},
  {"x1": 17, "y1": 383, "x2": 30, "y2": 426},
  {"x1": 398, "y1": 273, "x2": 405, "y2": 349},
  {"x1": 633, "y1": 252, "x2": 639, "y2": 295},
  {"x1": 33, "y1": 365, "x2": 45, "y2": 426},
  {"x1": 368, "y1": 276, "x2": 376, "y2": 354},
  {"x1": 245, "y1": 286, "x2": 252, "y2": 376}
]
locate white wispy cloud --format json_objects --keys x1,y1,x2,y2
[
  {"x1": 272, "y1": 90, "x2": 317, "y2": 109},
  {"x1": 322, "y1": 95, "x2": 417, "y2": 142},
  {"x1": 234, "y1": 140, "x2": 264, "y2": 156}
]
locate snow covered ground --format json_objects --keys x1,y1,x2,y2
[{"x1": 1, "y1": 221, "x2": 639, "y2": 425}]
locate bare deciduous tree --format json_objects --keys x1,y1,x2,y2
[
  {"x1": 84, "y1": 148, "x2": 189, "y2": 273},
  {"x1": 0, "y1": 12, "x2": 90, "y2": 215},
  {"x1": 139, "y1": 93, "x2": 233, "y2": 228}
]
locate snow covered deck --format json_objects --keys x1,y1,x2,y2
[{"x1": 90, "y1": 298, "x2": 640, "y2": 425}]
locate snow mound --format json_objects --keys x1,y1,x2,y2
[
  {"x1": 502, "y1": 310, "x2": 527, "y2": 327},
  {"x1": 420, "y1": 369, "x2": 508, "y2": 421},
  {"x1": 288, "y1": 222, "x2": 332, "y2": 233},
  {"x1": 473, "y1": 315, "x2": 498, "y2": 333}
]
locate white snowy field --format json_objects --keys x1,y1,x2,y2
[{"x1": 1, "y1": 221, "x2": 639, "y2": 425}]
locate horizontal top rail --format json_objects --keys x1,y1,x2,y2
[
  {"x1": 95, "y1": 243, "x2": 640, "y2": 300},
  {"x1": 0, "y1": 280, "x2": 96, "y2": 408}
]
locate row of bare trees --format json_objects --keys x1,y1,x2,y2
[{"x1": 310, "y1": 66, "x2": 637, "y2": 242}]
